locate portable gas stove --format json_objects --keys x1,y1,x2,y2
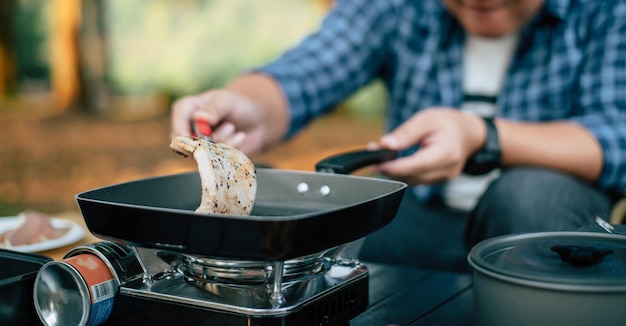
[
  {"x1": 62, "y1": 241, "x2": 370, "y2": 325},
  {"x1": 60, "y1": 165, "x2": 407, "y2": 325}
]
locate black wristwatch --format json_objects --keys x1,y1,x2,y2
[{"x1": 463, "y1": 117, "x2": 501, "y2": 175}]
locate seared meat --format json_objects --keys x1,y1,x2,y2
[
  {"x1": 170, "y1": 136, "x2": 256, "y2": 215},
  {"x1": 0, "y1": 210, "x2": 70, "y2": 247}
]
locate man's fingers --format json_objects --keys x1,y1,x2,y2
[
  {"x1": 380, "y1": 114, "x2": 432, "y2": 150},
  {"x1": 171, "y1": 97, "x2": 200, "y2": 137}
]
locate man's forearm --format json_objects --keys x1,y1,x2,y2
[{"x1": 497, "y1": 119, "x2": 603, "y2": 183}]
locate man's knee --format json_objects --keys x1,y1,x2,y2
[
  {"x1": 479, "y1": 168, "x2": 562, "y2": 222},
  {"x1": 465, "y1": 167, "x2": 612, "y2": 247}
]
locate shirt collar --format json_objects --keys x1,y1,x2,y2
[
  {"x1": 437, "y1": 4, "x2": 462, "y2": 47},
  {"x1": 438, "y1": 0, "x2": 570, "y2": 46},
  {"x1": 431, "y1": 0, "x2": 570, "y2": 96},
  {"x1": 519, "y1": 0, "x2": 569, "y2": 42},
  {"x1": 544, "y1": 0, "x2": 569, "y2": 22}
]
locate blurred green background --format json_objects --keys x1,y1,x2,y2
[
  {"x1": 11, "y1": 0, "x2": 321, "y2": 100},
  {"x1": 8, "y1": 0, "x2": 385, "y2": 115}
]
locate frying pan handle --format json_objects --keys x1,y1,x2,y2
[{"x1": 315, "y1": 149, "x2": 398, "y2": 174}]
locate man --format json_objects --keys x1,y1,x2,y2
[{"x1": 171, "y1": 0, "x2": 626, "y2": 271}]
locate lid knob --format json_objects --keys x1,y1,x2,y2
[{"x1": 551, "y1": 245, "x2": 614, "y2": 267}]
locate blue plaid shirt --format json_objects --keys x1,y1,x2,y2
[{"x1": 259, "y1": 0, "x2": 626, "y2": 194}]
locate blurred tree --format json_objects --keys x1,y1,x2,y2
[
  {"x1": 0, "y1": 1, "x2": 16, "y2": 96},
  {"x1": 50, "y1": 0, "x2": 80, "y2": 112},
  {"x1": 78, "y1": 0, "x2": 111, "y2": 114},
  {"x1": 49, "y1": 0, "x2": 111, "y2": 113},
  {"x1": 14, "y1": 0, "x2": 50, "y2": 96}
]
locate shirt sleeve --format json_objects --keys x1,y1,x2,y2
[
  {"x1": 257, "y1": 0, "x2": 401, "y2": 137},
  {"x1": 569, "y1": 2, "x2": 626, "y2": 192}
]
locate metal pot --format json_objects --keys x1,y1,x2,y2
[{"x1": 468, "y1": 230, "x2": 626, "y2": 326}]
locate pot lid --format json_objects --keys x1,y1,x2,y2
[{"x1": 468, "y1": 230, "x2": 626, "y2": 287}]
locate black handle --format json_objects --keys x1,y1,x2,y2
[
  {"x1": 551, "y1": 245, "x2": 613, "y2": 267},
  {"x1": 315, "y1": 149, "x2": 398, "y2": 174}
]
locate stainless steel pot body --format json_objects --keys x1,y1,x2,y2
[{"x1": 469, "y1": 231, "x2": 626, "y2": 326}]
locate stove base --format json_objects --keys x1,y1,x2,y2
[{"x1": 104, "y1": 273, "x2": 368, "y2": 326}]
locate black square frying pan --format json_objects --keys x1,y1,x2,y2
[{"x1": 75, "y1": 149, "x2": 406, "y2": 260}]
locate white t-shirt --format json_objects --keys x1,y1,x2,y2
[{"x1": 443, "y1": 33, "x2": 519, "y2": 212}]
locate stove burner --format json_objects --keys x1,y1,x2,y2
[{"x1": 180, "y1": 252, "x2": 328, "y2": 285}]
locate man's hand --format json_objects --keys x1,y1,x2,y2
[
  {"x1": 372, "y1": 108, "x2": 486, "y2": 185},
  {"x1": 170, "y1": 74, "x2": 289, "y2": 156},
  {"x1": 171, "y1": 89, "x2": 265, "y2": 155}
]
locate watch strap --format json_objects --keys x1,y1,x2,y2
[{"x1": 463, "y1": 117, "x2": 501, "y2": 175}]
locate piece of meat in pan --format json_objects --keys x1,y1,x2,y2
[{"x1": 170, "y1": 136, "x2": 257, "y2": 215}]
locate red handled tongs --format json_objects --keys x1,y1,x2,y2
[{"x1": 191, "y1": 119, "x2": 214, "y2": 143}]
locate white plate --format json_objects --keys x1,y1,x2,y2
[{"x1": 0, "y1": 216, "x2": 85, "y2": 253}]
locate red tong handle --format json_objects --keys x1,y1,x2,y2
[
  {"x1": 192, "y1": 119, "x2": 213, "y2": 138},
  {"x1": 196, "y1": 119, "x2": 213, "y2": 137}
]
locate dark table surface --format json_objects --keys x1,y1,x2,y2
[
  {"x1": 24, "y1": 258, "x2": 474, "y2": 325},
  {"x1": 353, "y1": 262, "x2": 474, "y2": 325}
]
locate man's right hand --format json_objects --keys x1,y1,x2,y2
[
  {"x1": 170, "y1": 89, "x2": 263, "y2": 154},
  {"x1": 170, "y1": 74, "x2": 290, "y2": 156}
]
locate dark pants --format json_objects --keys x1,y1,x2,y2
[{"x1": 359, "y1": 167, "x2": 613, "y2": 272}]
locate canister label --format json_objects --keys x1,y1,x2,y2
[{"x1": 64, "y1": 254, "x2": 117, "y2": 325}]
